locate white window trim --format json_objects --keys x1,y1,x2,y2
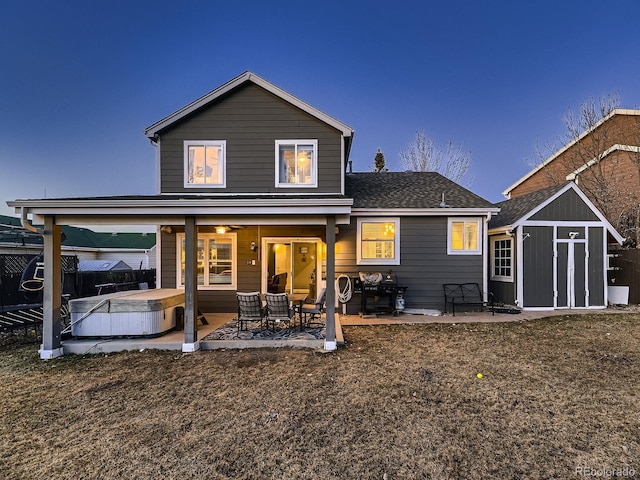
[
  {"x1": 183, "y1": 140, "x2": 226, "y2": 188},
  {"x1": 490, "y1": 235, "x2": 514, "y2": 282},
  {"x1": 447, "y1": 217, "x2": 482, "y2": 255},
  {"x1": 275, "y1": 139, "x2": 318, "y2": 188},
  {"x1": 176, "y1": 232, "x2": 237, "y2": 290},
  {"x1": 357, "y1": 217, "x2": 400, "y2": 265}
]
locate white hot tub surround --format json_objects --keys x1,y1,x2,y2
[{"x1": 69, "y1": 289, "x2": 185, "y2": 337}]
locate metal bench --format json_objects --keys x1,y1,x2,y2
[{"x1": 443, "y1": 283, "x2": 493, "y2": 316}]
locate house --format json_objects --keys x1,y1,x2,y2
[
  {"x1": 341, "y1": 171, "x2": 498, "y2": 311},
  {"x1": 503, "y1": 109, "x2": 640, "y2": 244},
  {"x1": 78, "y1": 260, "x2": 132, "y2": 271},
  {"x1": 7, "y1": 71, "x2": 498, "y2": 358},
  {"x1": 488, "y1": 182, "x2": 623, "y2": 310}
]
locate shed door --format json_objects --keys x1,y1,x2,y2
[{"x1": 555, "y1": 240, "x2": 587, "y2": 308}]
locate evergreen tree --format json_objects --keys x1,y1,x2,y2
[{"x1": 374, "y1": 148, "x2": 387, "y2": 172}]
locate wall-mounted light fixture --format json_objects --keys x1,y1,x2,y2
[
  {"x1": 160, "y1": 226, "x2": 173, "y2": 234},
  {"x1": 215, "y1": 225, "x2": 228, "y2": 234},
  {"x1": 250, "y1": 241, "x2": 258, "y2": 252}
]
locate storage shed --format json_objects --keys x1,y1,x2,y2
[{"x1": 488, "y1": 182, "x2": 623, "y2": 310}]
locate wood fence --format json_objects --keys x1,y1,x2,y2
[{"x1": 608, "y1": 249, "x2": 640, "y2": 304}]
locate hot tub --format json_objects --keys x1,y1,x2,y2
[{"x1": 69, "y1": 289, "x2": 184, "y2": 337}]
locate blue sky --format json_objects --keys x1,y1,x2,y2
[{"x1": 2, "y1": 0, "x2": 640, "y2": 220}]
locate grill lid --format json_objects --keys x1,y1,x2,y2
[
  {"x1": 380, "y1": 273, "x2": 397, "y2": 285},
  {"x1": 359, "y1": 272, "x2": 383, "y2": 285}
]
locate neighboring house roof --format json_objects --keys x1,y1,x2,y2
[
  {"x1": 346, "y1": 172, "x2": 497, "y2": 212},
  {"x1": 78, "y1": 260, "x2": 132, "y2": 271},
  {"x1": 0, "y1": 215, "x2": 156, "y2": 250},
  {"x1": 565, "y1": 144, "x2": 640, "y2": 180},
  {"x1": 502, "y1": 109, "x2": 640, "y2": 196},
  {"x1": 144, "y1": 70, "x2": 355, "y2": 146},
  {"x1": 489, "y1": 182, "x2": 624, "y2": 244}
]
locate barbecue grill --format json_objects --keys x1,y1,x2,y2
[{"x1": 353, "y1": 272, "x2": 407, "y2": 316}]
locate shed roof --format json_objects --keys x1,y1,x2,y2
[
  {"x1": 345, "y1": 172, "x2": 496, "y2": 211},
  {"x1": 489, "y1": 184, "x2": 566, "y2": 229},
  {"x1": 488, "y1": 182, "x2": 624, "y2": 244}
]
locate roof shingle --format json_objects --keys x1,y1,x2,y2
[
  {"x1": 345, "y1": 172, "x2": 494, "y2": 209},
  {"x1": 488, "y1": 183, "x2": 567, "y2": 229}
]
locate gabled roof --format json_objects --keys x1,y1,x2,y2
[
  {"x1": 502, "y1": 109, "x2": 640, "y2": 197},
  {"x1": 144, "y1": 71, "x2": 355, "y2": 140},
  {"x1": 345, "y1": 172, "x2": 497, "y2": 212},
  {"x1": 489, "y1": 184, "x2": 566, "y2": 229},
  {"x1": 489, "y1": 182, "x2": 624, "y2": 244},
  {"x1": 565, "y1": 144, "x2": 640, "y2": 180}
]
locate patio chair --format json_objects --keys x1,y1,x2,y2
[
  {"x1": 267, "y1": 272, "x2": 288, "y2": 293},
  {"x1": 298, "y1": 287, "x2": 326, "y2": 328},
  {"x1": 264, "y1": 292, "x2": 295, "y2": 330},
  {"x1": 236, "y1": 292, "x2": 266, "y2": 331}
]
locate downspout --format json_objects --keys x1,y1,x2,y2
[
  {"x1": 482, "y1": 213, "x2": 490, "y2": 303},
  {"x1": 21, "y1": 207, "x2": 43, "y2": 234}
]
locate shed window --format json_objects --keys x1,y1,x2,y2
[
  {"x1": 184, "y1": 141, "x2": 226, "y2": 187},
  {"x1": 357, "y1": 218, "x2": 400, "y2": 265},
  {"x1": 491, "y1": 236, "x2": 513, "y2": 281},
  {"x1": 276, "y1": 140, "x2": 317, "y2": 187},
  {"x1": 448, "y1": 218, "x2": 482, "y2": 255}
]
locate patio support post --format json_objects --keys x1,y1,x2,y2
[
  {"x1": 182, "y1": 216, "x2": 199, "y2": 352},
  {"x1": 324, "y1": 215, "x2": 337, "y2": 351},
  {"x1": 41, "y1": 215, "x2": 63, "y2": 359}
]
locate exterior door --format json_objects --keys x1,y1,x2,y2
[
  {"x1": 555, "y1": 240, "x2": 587, "y2": 308},
  {"x1": 263, "y1": 238, "x2": 320, "y2": 296}
]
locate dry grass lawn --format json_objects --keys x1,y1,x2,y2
[{"x1": 1, "y1": 314, "x2": 638, "y2": 479}]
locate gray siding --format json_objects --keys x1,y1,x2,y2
[
  {"x1": 336, "y1": 216, "x2": 485, "y2": 312},
  {"x1": 588, "y1": 227, "x2": 605, "y2": 306},
  {"x1": 557, "y1": 242, "x2": 568, "y2": 307},
  {"x1": 558, "y1": 226, "x2": 585, "y2": 240},
  {"x1": 158, "y1": 83, "x2": 344, "y2": 194},
  {"x1": 574, "y1": 242, "x2": 587, "y2": 307},
  {"x1": 161, "y1": 225, "x2": 326, "y2": 313},
  {"x1": 489, "y1": 279, "x2": 516, "y2": 305},
  {"x1": 523, "y1": 226, "x2": 554, "y2": 307},
  {"x1": 488, "y1": 234, "x2": 517, "y2": 305},
  {"x1": 530, "y1": 189, "x2": 599, "y2": 222}
]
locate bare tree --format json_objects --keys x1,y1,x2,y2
[
  {"x1": 399, "y1": 131, "x2": 473, "y2": 185},
  {"x1": 530, "y1": 94, "x2": 640, "y2": 245}
]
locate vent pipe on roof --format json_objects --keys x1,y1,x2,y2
[{"x1": 439, "y1": 193, "x2": 449, "y2": 208}]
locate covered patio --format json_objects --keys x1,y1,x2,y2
[
  {"x1": 61, "y1": 311, "x2": 336, "y2": 354},
  {"x1": 7, "y1": 195, "x2": 352, "y2": 359}
]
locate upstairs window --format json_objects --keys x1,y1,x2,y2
[
  {"x1": 184, "y1": 141, "x2": 226, "y2": 188},
  {"x1": 448, "y1": 218, "x2": 482, "y2": 255},
  {"x1": 357, "y1": 218, "x2": 400, "y2": 265},
  {"x1": 276, "y1": 140, "x2": 317, "y2": 187}
]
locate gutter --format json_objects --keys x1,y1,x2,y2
[{"x1": 20, "y1": 207, "x2": 43, "y2": 235}]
